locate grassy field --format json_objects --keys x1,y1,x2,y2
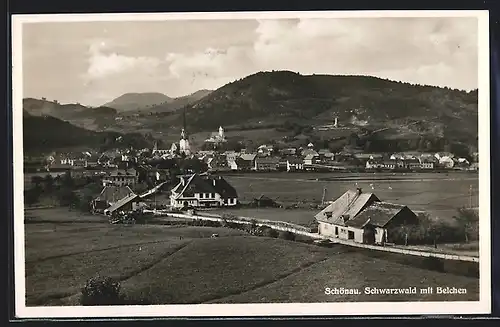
[
  {"x1": 24, "y1": 209, "x2": 479, "y2": 306},
  {"x1": 223, "y1": 172, "x2": 479, "y2": 222}
]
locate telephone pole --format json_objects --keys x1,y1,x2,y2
[
  {"x1": 321, "y1": 187, "x2": 327, "y2": 206},
  {"x1": 469, "y1": 184, "x2": 473, "y2": 209}
]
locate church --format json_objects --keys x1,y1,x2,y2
[
  {"x1": 204, "y1": 126, "x2": 227, "y2": 145},
  {"x1": 152, "y1": 108, "x2": 192, "y2": 157}
]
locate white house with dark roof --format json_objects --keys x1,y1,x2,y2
[
  {"x1": 170, "y1": 174, "x2": 238, "y2": 208},
  {"x1": 315, "y1": 188, "x2": 418, "y2": 244}
]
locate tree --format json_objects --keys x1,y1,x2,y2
[
  {"x1": 453, "y1": 207, "x2": 479, "y2": 243},
  {"x1": 43, "y1": 174, "x2": 54, "y2": 191},
  {"x1": 61, "y1": 172, "x2": 74, "y2": 188},
  {"x1": 279, "y1": 231, "x2": 296, "y2": 241},
  {"x1": 31, "y1": 175, "x2": 44, "y2": 189}
]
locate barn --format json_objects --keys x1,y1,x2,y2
[
  {"x1": 344, "y1": 202, "x2": 419, "y2": 244},
  {"x1": 315, "y1": 188, "x2": 419, "y2": 245}
]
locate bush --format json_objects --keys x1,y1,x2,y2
[
  {"x1": 80, "y1": 275, "x2": 121, "y2": 305},
  {"x1": 264, "y1": 228, "x2": 279, "y2": 238},
  {"x1": 387, "y1": 212, "x2": 473, "y2": 246},
  {"x1": 279, "y1": 231, "x2": 296, "y2": 241}
]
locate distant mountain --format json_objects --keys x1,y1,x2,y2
[
  {"x1": 103, "y1": 92, "x2": 174, "y2": 112},
  {"x1": 175, "y1": 71, "x2": 477, "y2": 148},
  {"x1": 23, "y1": 98, "x2": 121, "y2": 131},
  {"x1": 23, "y1": 112, "x2": 152, "y2": 153},
  {"x1": 138, "y1": 89, "x2": 213, "y2": 114}
]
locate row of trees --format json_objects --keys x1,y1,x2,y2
[
  {"x1": 25, "y1": 173, "x2": 100, "y2": 211},
  {"x1": 387, "y1": 208, "x2": 479, "y2": 246}
]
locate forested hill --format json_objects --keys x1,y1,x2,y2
[
  {"x1": 177, "y1": 71, "x2": 478, "y2": 146},
  {"x1": 22, "y1": 112, "x2": 153, "y2": 153}
]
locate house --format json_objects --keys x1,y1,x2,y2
[
  {"x1": 303, "y1": 153, "x2": 320, "y2": 166},
  {"x1": 254, "y1": 156, "x2": 280, "y2": 171},
  {"x1": 280, "y1": 148, "x2": 297, "y2": 156},
  {"x1": 239, "y1": 153, "x2": 257, "y2": 170},
  {"x1": 301, "y1": 148, "x2": 319, "y2": 157},
  {"x1": 251, "y1": 195, "x2": 279, "y2": 208},
  {"x1": 456, "y1": 157, "x2": 471, "y2": 167},
  {"x1": 102, "y1": 169, "x2": 138, "y2": 187},
  {"x1": 315, "y1": 188, "x2": 419, "y2": 245},
  {"x1": 315, "y1": 188, "x2": 380, "y2": 239},
  {"x1": 438, "y1": 156, "x2": 455, "y2": 169},
  {"x1": 103, "y1": 193, "x2": 142, "y2": 216},
  {"x1": 365, "y1": 159, "x2": 384, "y2": 169},
  {"x1": 419, "y1": 156, "x2": 436, "y2": 169},
  {"x1": 404, "y1": 158, "x2": 421, "y2": 170},
  {"x1": 435, "y1": 152, "x2": 455, "y2": 161},
  {"x1": 170, "y1": 174, "x2": 238, "y2": 208},
  {"x1": 224, "y1": 151, "x2": 239, "y2": 162},
  {"x1": 353, "y1": 153, "x2": 384, "y2": 161},
  {"x1": 257, "y1": 145, "x2": 274, "y2": 156},
  {"x1": 318, "y1": 149, "x2": 335, "y2": 162},
  {"x1": 91, "y1": 186, "x2": 136, "y2": 212},
  {"x1": 343, "y1": 202, "x2": 419, "y2": 244},
  {"x1": 73, "y1": 159, "x2": 88, "y2": 168},
  {"x1": 286, "y1": 157, "x2": 304, "y2": 172}
]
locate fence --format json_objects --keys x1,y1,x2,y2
[{"x1": 146, "y1": 209, "x2": 478, "y2": 263}]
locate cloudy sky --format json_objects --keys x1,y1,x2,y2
[{"x1": 22, "y1": 16, "x2": 478, "y2": 107}]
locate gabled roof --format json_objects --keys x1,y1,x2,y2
[
  {"x1": 139, "y1": 181, "x2": 169, "y2": 199},
  {"x1": 173, "y1": 174, "x2": 217, "y2": 198},
  {"x1": 255, "y1": 156, "x2": 280, "y2": 164},
  {"x1": 95, "y1": 186, "x2": 135, "y2": 203},
  {"x1": 304, "y1": 154, "x2": 318, "y2": 160},
  {"x1": 240, "y1": 153, "x2": 257, "y2": 161},
  {"x1": 286, "y1": 157, "x2": 304, "y2": 164},
  {"x1": 171, "y1": 174, "x2": 238, "y2": 199},
  {"x1": 315, "y1": 189, "x2": 380, "y2": 225},
  {"x1": 210, "y1": 176, "x2": 238, "y2": 199},
  {"x1": 105, "y1": 193, "x2": 140, "y2": 214},
  {"x1": 345, "y1": 202, "x2": 412, "y2": 228},
  {"x1": 302, "y1": 149, "x2": 319, "y2": 157}
]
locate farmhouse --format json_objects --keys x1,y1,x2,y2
[
  {"x1": 315, "y1": 188, "x2": 419, "y2": 245},
  {"x1": 344, "y1": 202, "x2": 419, "y2": 244},
  {"x1": 404, "y1": 158, "x2": 421, "y2": 170},
  {"x1": 170, "y1": 174, "x2": 238, "y2": 208},
  {"x1": 419, "y1": 157, "x2": 437, "y2": 169},
  {"x1": 303, "y1": 153, "x2": 320, "y2": 166},
  {"x1": 254, "y1": 156, "x2": 280, "y2": 171},
  {"x1": 102, "y1": 169, "x2": 138, "y2": 187},
  {"x1": 103, "y1": 193, "x2": 143, "y2": 216},
  {"x1": 315, "y1": 188, "x2": 380, "y2": 230},
  {"x1": 286, "y1": 157, "x2": 305, "y2": 172},
  {"x1": 91, "y1": 185, "x2": 136, "y2": 212}
]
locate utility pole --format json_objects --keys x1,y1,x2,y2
[
  {"x1": 469, "y1": 184, "x2": 473, "y2": 209},
  {"x1": 321, "y1": 187, "x2": 327, "y2": 206}
]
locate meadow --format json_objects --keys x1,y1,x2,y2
[
  {"x1": 222, "y1": 171, "x2": 479, "y2": 223},
  {"x1": 24, "y1": 209, "x2": 479, "y2": 306}
]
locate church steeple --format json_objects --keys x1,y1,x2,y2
[{"x1": 181, "y1": 106, "x2": 187, "y2": 139}]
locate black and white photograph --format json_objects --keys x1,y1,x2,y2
[{"x1": 12, "y1": 10, "x2": 491, "y2": 318}]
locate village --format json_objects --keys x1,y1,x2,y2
[{"x1": 22, "y1": 122, "x2": 480, "y2": 252}]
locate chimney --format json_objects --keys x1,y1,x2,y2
[{"x1": 356, "y1": 188, "x2": 362, "y2": 195}]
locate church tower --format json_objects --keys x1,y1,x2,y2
[
  {"x1": 218, "y1": 126, "x2": 224, "y2": 139},
  {"x1": 179, "y1": 107, "x2": 191, "y2": 155}
]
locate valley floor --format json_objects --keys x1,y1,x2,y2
[{"x1": 23, "y1": 209, "x2": 479, "y2": 306}]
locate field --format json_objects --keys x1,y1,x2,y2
[
  {"x1": 221, "y1": 172, "x2": 479, "y2": 223},
  {"x1": 24, "y1": 209, "x2": 479, "y2": 306}
]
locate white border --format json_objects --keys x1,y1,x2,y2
[{"x1": 12, "y1": 10, "x2": 491, "y2": 318}]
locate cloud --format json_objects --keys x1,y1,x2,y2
[{"x1": 84, "y1": 39, "x2": 161, "y2": 80}]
